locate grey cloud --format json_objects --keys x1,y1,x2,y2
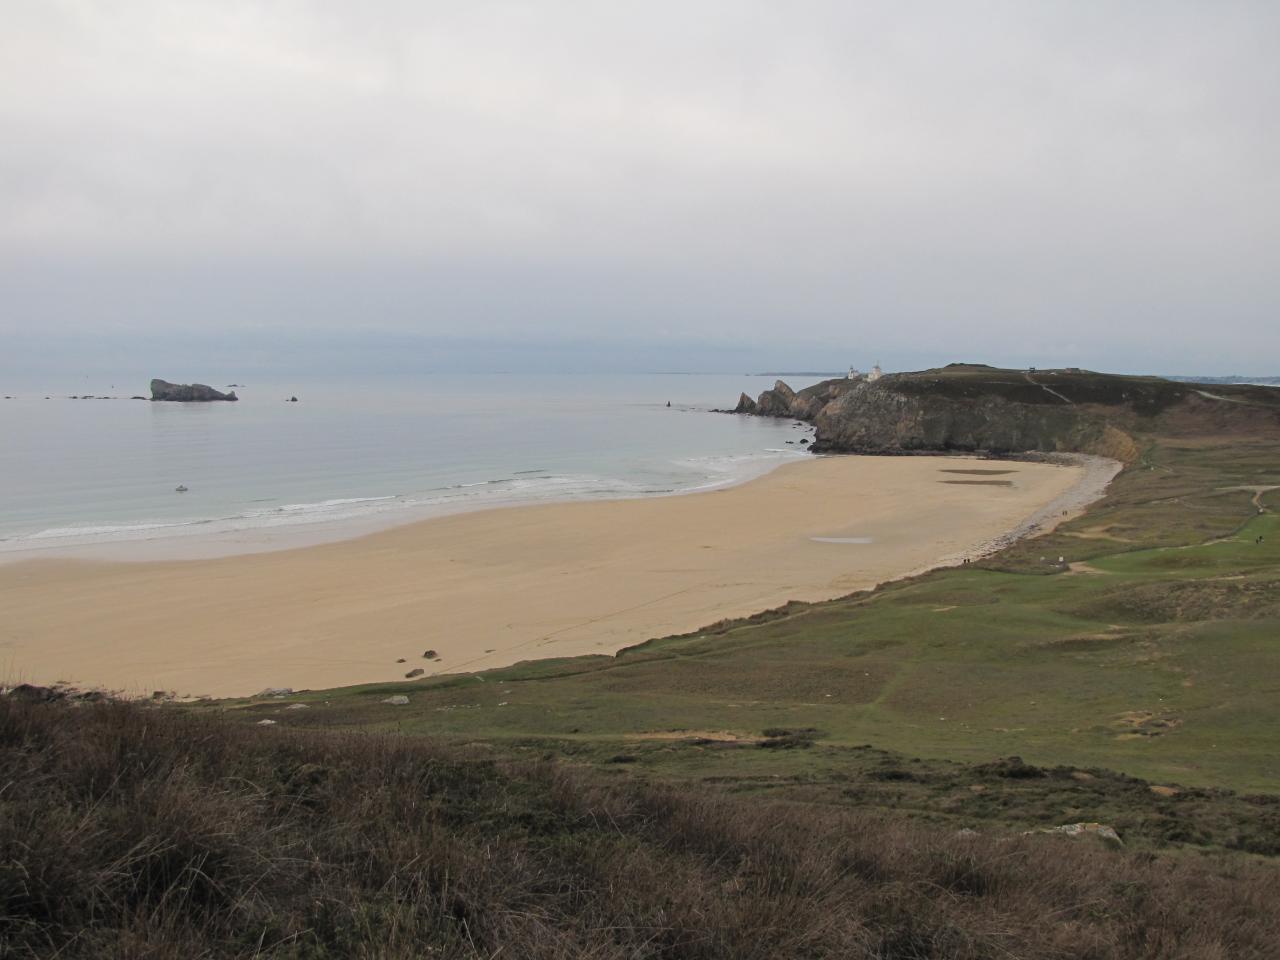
[{"x1": 1, "y1": 1, "x2": 1277, "y2": 372}]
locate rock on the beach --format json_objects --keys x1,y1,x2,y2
[
  {"x1": 285, "y1": 703, "x2": 310, "y2": 710},
  {"x1": 256, "y1": 719, "x2": 277, "y2": 726},
  {"x1": 257, "y1": 687, "x2": 293, "y2": 699},
  {"x1": 404, "y1": 668, "x2": 425, "y2": 679},
  {"x1": 150, "y1": 379, "x2": 238, "y2": 402},
  {"x1": 382, "y1": 695, "x2": 410, "y2": 705}
]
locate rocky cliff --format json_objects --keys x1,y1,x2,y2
[
  {"x1": 734, "y1": 364, "x2": 1280, "y2": 460},
  {"x1": 150, "y1": 379, "x2": 238, "y2": 402}
]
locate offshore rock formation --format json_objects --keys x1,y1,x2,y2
[
  {"x1": 150, "y1": 379, "x2": 238, "y2": 402},
  {"x1": 734, "y1": 364, "x2": 1280, "y2": 460}
]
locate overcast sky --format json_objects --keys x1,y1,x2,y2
[{"x1": 2, "y1": 1, "x2": 1278, "y2": 377}]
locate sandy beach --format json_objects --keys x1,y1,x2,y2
[{"x1": 0, "y1": 454, "x2": 1106, "y2": 698}]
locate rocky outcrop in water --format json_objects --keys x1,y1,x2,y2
[
  {"x1": 150, "y1": 379, "x2": 238, "y2": 402},
  {"x1": 732, "y1": 364, "x2": 1280, "y2": 459}
]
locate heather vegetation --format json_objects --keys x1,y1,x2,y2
[{"x1": 3, "y1": 697, "x2": 1279, "y2": 959}]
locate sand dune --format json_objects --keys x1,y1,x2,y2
[{"x1": 0, "y1": 455, "x2": 1093, "y2": 698}]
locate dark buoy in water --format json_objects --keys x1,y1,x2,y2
[
  {"x1": 666, "y1": 400, "x2": 671, "y2": 407},
  {"x1": 288, "y1": 396, "x2": 298, "y2": 402},
  {"x1": 175, "y1": 484, "x2": 188, "y2": 493}
]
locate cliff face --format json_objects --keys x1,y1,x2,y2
[
  {"x1": 151, "y1": 379, "x2": 238, "y2": 402},
  {"x1": 812, "y1": 382, "x2": 1108, "y2": 455},
  {"x1": 735, "y1": 364, "x2": 1280, "y2": 460}
]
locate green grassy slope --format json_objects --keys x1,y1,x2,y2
[{"x1": 217, "y1": 430, "x2": 1280, "y2": 816}]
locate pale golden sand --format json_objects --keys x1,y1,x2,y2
[{"x1": 0, "y1": 455, "x2": 1092, "y2": 698}]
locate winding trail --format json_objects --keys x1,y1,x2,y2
[{"x1": 1024, "y1": 371, "x2": 1075, "y2": 405}]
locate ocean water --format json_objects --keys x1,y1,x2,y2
[{"x1": 0, "y1": 373, "x2": 821, "y2": 557}]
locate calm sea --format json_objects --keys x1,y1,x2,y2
[{"x1": 0, "y1": 373, "x2": 822, "y2": 557}]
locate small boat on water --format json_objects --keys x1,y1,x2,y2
[{"x1": 174, "y1": 485, "x2": 188, "y2": 493}]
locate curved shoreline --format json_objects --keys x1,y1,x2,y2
[
  {"x1": 923, "y1": 453, "x2": 1123, "y2": 571},
  {"x1": 0, "y1": 454, "x2": 1110, "y2": 699},
  {"x1": 0, "y1": 448, "x2": 813, "y2": 565}
]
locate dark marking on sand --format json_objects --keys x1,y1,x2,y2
[
  {"x1": 939, "y1": 469, "x2": 1016, "y2": 476},
  {"x1": 940, "y1": 479, "x2": 1015, "y2": 487}
]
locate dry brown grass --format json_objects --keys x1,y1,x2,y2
[{"x1": 2, "y1": 696, "x2": 1278, "y2": 958}]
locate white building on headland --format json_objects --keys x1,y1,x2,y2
[{"x1": 848, "y1": 364, "x2": 885, "y2": 381}]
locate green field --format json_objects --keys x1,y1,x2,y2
[{"x1": 212, "y1": 432, "x2": 1280, "y2": 855}]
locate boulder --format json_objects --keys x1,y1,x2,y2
[
  {"x1": 733, "y1": 392, "x2": 758, "y2": 414},
  {"x1": 404, "y1": 668, "x2": 425, "y2": 679},
  {"x1": 150, "y1": 379, "x2": 238, "y2": 402},
  {"x1": 382, "y1": 695, "x2": 410, "y2": 705},
  {"x1": 257, "y1": 687, "x2": 293, "y2": 699},
  {"x1": 1029, "y1": 822, "x2": 1123, "y2": 846},
  {"x1": 5, "y1": 683, "x2": 66, "y2": 703}
]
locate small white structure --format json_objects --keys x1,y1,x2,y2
[
  {"x1": 868, "y1": 364, "x2": 883, "y2": 382},
  {"x1": 847, "y1": 366, "x2": 861, "y2": 379}
]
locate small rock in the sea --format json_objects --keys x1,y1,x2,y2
[
  {"x1": 256, "y1": 719, "x2": 277, "y2": 726},
  {"x1": 404, "y1": 668, "x2": 425, "y2": 679},
  {"x1": 288, "y1": 396, "x2": 298, "y2": 402},
  {"x1": 285, "y1": 703, "x2": 309, "y2": 710},
  {"x1": 257, "y1": 687, "x2": 293, "y2": 699},
  {"x1": 383, "y1": 695, "x2": 410, "y2": 705},
  {"x1": 422, "y1": 649, "x2": 439, "y2": 659},
  {"x1": 150, "y1": 379, "x2": 238, "y2": 402}
]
